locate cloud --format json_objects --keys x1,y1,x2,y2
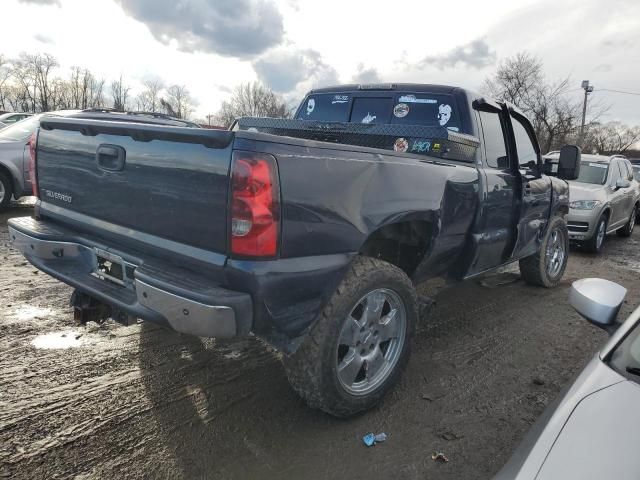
[
  {"x1": 351, "y1": 64, "x2": 381, "y2": 84},
  {"x1": 252, "y1": 47, "x2": 339, "y2": 94},
  {"x1": 33, "y1": 33, "x2": 54, "y2": 44},
  {"x1": 18, "y1": 0, "x2": 60, "y2": 5},
  {"x1": 418, "y1": 38, "x2": 496, "y2": 70},
  {"x1": 115, "y1": 0, "x2": 284, "y2": 58},
  {"x1": 594, "y1": 63, "x2": 612, "y2": 72}
]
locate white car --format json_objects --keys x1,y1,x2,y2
[
  {"x1": 494, "y1": 278, "x2": 640, "y2": 479},
  {"x1": 0, "y1": 112, "x2": 33, "y2": 125}
]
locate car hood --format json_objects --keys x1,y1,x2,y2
[
  {"x1": 536, "y1": 380, "x2": 640, "y2": 479},
  {"x1": 568, "y1": 182, "x2": 607, "y2": 202},
  {"x1": 493, "y1": 356, "x2": 626, "y2": 480}
]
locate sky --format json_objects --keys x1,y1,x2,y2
[{"x1": 3, "y1": 0, "x2": 640, "y2": 123}]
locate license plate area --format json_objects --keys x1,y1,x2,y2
[{"x1": 92, "y1": 248, "x2": 136, "y2": 287}]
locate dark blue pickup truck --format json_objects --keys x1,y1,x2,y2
[{"x1": 8, "y1": 84, "x2": 580, "y2": 416}]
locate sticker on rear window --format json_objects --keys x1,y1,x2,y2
[
  {"x1": 394, "y1": 103, "x2": 409, "y2": 118},
  {"x1": 332, "y1": 95, "x2": 349, "y2": 104},
  {"x1": 438, "y1": 104, "x2": 452, "y2": 126},
  {"x1": 361, "y1": 112, "x2": 376, "y2": 124},
  {"x1": 398, "y1": 95, "x2": 437, "y2": 104},
  {"x1": 588, "y1": 163, "x2": 608, "y2": 168},
  {"x1": 306, "y1": 98, "x2": 315, "y2": 115}
]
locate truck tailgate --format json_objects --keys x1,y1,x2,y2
[{"x1": 36, "y1": 118, "x2": 234, "y2": 253}]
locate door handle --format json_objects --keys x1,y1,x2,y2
[{"x1": 96, "y1": 144, "x2": 126, "y2": 172}]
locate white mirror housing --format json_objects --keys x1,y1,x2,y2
[{"x1": 569, "y1": 278, "x2": 627, "y2": 329}]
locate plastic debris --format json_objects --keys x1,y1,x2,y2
[
  {"x1": 374, "y1": 433, "x2": 387, "y2": 443},
  {"x1": 362, "y1": 432, "x2": 387, "y2": 447},
  {"x1": 431, "y1": 452, "x2": 449, "y2": 463}
]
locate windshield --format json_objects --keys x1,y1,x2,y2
[
  {"x1": 609, "y1": 318, "x2": 640, "y2": 384},
  {"x1": 574, "y1": 161, "x2": 609, "y2": 185},
  {"x1": 296, "y1": 92, "x2": 463, "y2": 132},
  {"x1": 0, "y1": 115, "x2": 41, "y2": 142}
]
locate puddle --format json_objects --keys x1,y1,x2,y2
[
  {"x1": 223, "y1": 350, "x2": 243, "y2": 360},
  {"x1": 31, "y1": 330, "x2": 84, "y2": 349},
  {"x1": 13, "y1": 305, "x2": 53, "y2": 321}
]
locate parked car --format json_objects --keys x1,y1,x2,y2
[
  {"x1": 633, "y1": 164, "x2": 640, "y2": 220},
  {"x1": 494, "y1": 277, "x2": 640, "y2": 479},
  {"x1": 8, "y1": 84, "x2": 581, "y2": 416},
  {"x1": 0, "y1": 112, "x2": 33, "y2": 125},
  {"x1": 544, "y1": 153, "x2": 639, "y2": 253},
  {"x1": 0, "y1": 109, "x2": 200, "y2": 210}
]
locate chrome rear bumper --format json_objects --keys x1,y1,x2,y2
[{"x1": 8, "y1": 217, "x2": 252, "y2": 338}]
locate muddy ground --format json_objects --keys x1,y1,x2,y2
[{"x1": 1, "y1": 201, "x2": 638, "y2": 480}]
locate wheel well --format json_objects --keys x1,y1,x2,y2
[
  {"x1": 359, "y1": 220, "x2": 432, "y2": 277},
  {"x1": 601, "y1": 208, "x2": 610, "y2": 221}
]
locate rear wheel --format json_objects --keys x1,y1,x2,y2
[
  {"x1": 617, "y1": 205, "x2": 637, "y2": 237},
  {"x1": 519, "y1": 216, "x2": 569, "y2": 287},
  {"x1": 0, "y1": 171, "x2": 12, "y2": 211},
  {"x1": 585, "y1": 214, "x2": 607, "y2": 253},
  {"x1": 283, "y1": 256, "x2": 417, "y2": 418}
]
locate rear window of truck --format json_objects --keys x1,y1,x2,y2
[{"x1": 297, "y1": 92, "x2": 462, "y2": 132}]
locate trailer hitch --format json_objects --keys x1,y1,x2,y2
[{"x1": 70, "y1": 290, "x2": 112, "y2": 325}]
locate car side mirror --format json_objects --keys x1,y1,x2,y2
[
  {"x1": 615, "y1": 178, "x2": 631, "y2": 190},
  {"x1": 557, "y1": 145, "x2": 581, "y2": 180},
  {"x1": 569, "y1": 278, "x2": 627, "y2": 334},
  {"x1": 496, "y1": 155, "x2": 509, "y2": 170}
]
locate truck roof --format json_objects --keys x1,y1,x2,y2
[
  {"x1": 306, "y1": 83, "x2": 491, "y2": 103},
  {"x1": 308, "y1": 83, "x2": 462, "y2": 94}
]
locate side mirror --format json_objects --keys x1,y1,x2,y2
[
  {"x1": 569, "y1": 278, "x2": 627, "y2": 333},
  {"x1": 615, "y1": 178, "x2": 631, "y2": 190},
  {"x1": 557, "y1": 145, "x2": 581, "y2": 180}
]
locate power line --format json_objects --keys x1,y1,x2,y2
[{"x1": 595, "y1": 88, "x2": 640, "y2": 97}]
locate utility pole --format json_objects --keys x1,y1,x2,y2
[
  {"x1": 579, "y1": 80, "x2": 594, "y2": 146},
  {"x1": 206, "y1": 114, "x2": 214, "y2": 126}
]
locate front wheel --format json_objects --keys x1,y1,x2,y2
[
  {"x1": 617, "y1": 205, "x2": 637, "y2": 237},
  {"x1": 519, "y1": 216, "x2": 569, "y2": 288},
  {"x1": 283, "y1": 257, "x2": 417, "y2": 418},
  {"x1": 584, "y1": 214, "x2": 607, "y2": 253}
]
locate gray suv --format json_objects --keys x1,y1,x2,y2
[
  {"x1": 545, "y1": 153, "x2": 639, "y2": 253},
  {"x1": 0, "y1": 110, "x2": 200, "y2": 210}
]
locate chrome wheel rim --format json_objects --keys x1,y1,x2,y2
[
  {"x1": 546, "y1": 228, "x2": 566, "y2": 277},
  {"x1": 336, "y1": 288, "x2": 407, "y2": 396},
  {"x1": 596, "y1": 220, "x2": 606, "y2": 249},
  {"x1": 630, "y1": 209, "x2": 636, "y2": 232},
  {"x1": 0, "y1": 181, "x2": 5, "y2": 204}
]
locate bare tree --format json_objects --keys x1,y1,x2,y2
[
  {"x1": 110, "y1": 74, "x2": 130, "y2": 111},
  {"x1": 482, "y1": 52, "x2": 609, "y2": 153},
  {"x1": 0, "y1": 55, "x2": 12, "y2": 111},
  {"x1": 483, "y1": 52, "x2": 543, "y2": 108},
  {"x1": 160, "y1": 84, "x2": 194, "y2": 119},
  {"x1": 584, "y1": 122, "x2": 640, "y2": 155},
  {"x1": 12, "y1": 53, "x2": 59, "y2": 112},
  {"x1": 215, "y1": 82, "x2": 291, "y2": 127},
  {"x1": 136, "y1": 78, "x2": 164, "y2": 112}
]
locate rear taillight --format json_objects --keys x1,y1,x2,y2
[
  {"x1": 28, "y1": 132, "x2": 38, "y2": 198},
  {"x1": 230, "y1": 151, "x2": 280, "y2": 257}
]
